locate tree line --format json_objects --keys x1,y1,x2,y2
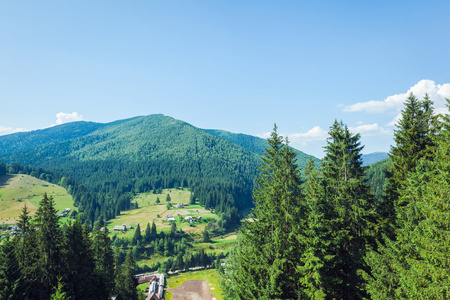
[
  {"x1": 0, "y1": 194, "x2": 139, "y2": 300},
  {"x1": 223, "y1": 93, "x2": 448, "y2": 299}
]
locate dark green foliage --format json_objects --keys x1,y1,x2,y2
[
  {"x1": 144, "y1": 222, "x2": 151, "y2": 243},
  {"x1": 316, "y1": 120, "x2": 378, "y2": 299},
  {"x1": 384, "y1": 93, "x2": 436, "y2": 217},
  {"x1": 170, "y1": 222, "x2": 177, "y2": 238},
  {"x1": 224, "y1": 125, "x2": 305, "y2": 299},
  {"x1": 365, "y1": 98, "x2": 450, "y2": 299},
  {"x1": 224, "y1": 122, "x2": 379, "y2": 299},
  {"x1": 202, "y1": 228, "x2": 210, "y2": 243},
  {"x1": 131, "y1": 224, "x2": 142, "y2": 246},
  {"x1": 34, "y1": 194, "x2": 64, "y2": 299},
  {"x1": 5, "y1": 195, "x2": 117, "y2": 300},
  {"x1": 297, "y1": 158, "x2": 331, "y2": 299},
  {"x1": 0, "y1": 162, "x2": 7, "y2": 176},
  {"x1": 365, "y1": 158, "x2": 390, "y2": 202},
  {"x1": 62, "y1": 220, "x2": 96, "y2": 299},
  {"x1": 92, "y1": 222, "x2": 115, "y2": 299},
  {"x1": 115, "y1": 249, "x2": 138, "y2": 300},
  {"x1": 0, "y1": 238, "x2": 25, "y2": 300}
]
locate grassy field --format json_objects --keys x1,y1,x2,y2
[
  {"x1": 106, "y1": 189, "x2": 218, "y2": 239},
  {"x1": 165, "y1": 268, "x2": 224, "y2": 300},
  {"x1": 0, "y1": 174, "x2": 75, "y2": 224}
]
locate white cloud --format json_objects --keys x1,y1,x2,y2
[
  {"x1": 387, "y1": 113, "x2": 402, "y2": 127},
  {"x1": 287, "y1": 126, "x2": 329, "y2": 146},
  {"x1": 342, "y1": 80, "x2": 450, "y2": 114},
  {"x1": 349, "y1": 123, "x2": 391, "y2": 136},
  {"x1": 0, "y1": 126, "x2": 29, "y2": 136},
  {"x1": 257, "y1": 126, "x2": 328, "y2": 147},
  {"x1": 54, "y1": 112, "x2": 85, "y2": 125}
]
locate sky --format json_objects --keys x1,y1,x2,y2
[{"x1": 1, "y1": 1, "x2": 450, "y2": 158}]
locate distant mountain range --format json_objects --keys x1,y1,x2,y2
[{"x1": 361, "y1": 152, "x2": 389, "y2": 166}]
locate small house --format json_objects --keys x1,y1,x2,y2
[
  {"x1": 183, "y1": 203, "x2": 189, "y2": 206},
  {"x1": 113, "y1": 225, "x2": 127, "y2": 231},
  {"x1": 64, "y1": 208, "x2": 71, "y2": 213},
  {"x1": 167, "y1": 217, "x2": 176, "y2": 222},
  {"x1": 185, "y1": 216, "x2": 192, "y2": 221},
  {"x1": 176, "y1": 203, "x2": 183, "y2": 208},
  {"x1": 167, "y1": 214, "x2": 173, "y2": 219}
]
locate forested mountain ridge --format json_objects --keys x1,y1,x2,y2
[
  {"x1": 205, "y1": 129, "x2": 320, "y2": 169},
  {"x1": 0, "y1": 114, "x2": 318, "y2": 228}
]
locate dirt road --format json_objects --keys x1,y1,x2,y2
[{"x1": 167, "y1": 279, "x2": 216, "y2": 300}]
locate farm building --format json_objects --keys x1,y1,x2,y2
[
  {"x1": 167, "y1": 217, "x2": 176, "y2": 222},
  {"x1": 113, "y1": 225, "x2": 127, "y2": 231},
  {"x1": 137, "y1": 274, "x2": 156, "y2": 284},
  {"x1": 176, "y1": 203, "x2": 183, "y2": 208}
]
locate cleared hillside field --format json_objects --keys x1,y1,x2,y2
[
  {"x1": 165, "y1": 269, "x2": 223, "y2": 300},
  {"x1": 106, "y1": 189, "x2": 218, "y2": 238},
  {"x1": 0, "y1": 174, "x2": 74, "y2": 224}
]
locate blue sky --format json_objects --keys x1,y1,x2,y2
[{"x1": 1, "y1": 1, "x2": 450, "y2": 158}]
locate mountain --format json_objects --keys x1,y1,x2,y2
[
  {"x1": 205, "y1": 129, "x2": 320, "y2": 169},
  {"x1": 361, "y1": 152, "x2": 389, "y2": 166},
  {"x1": 0, "y1": 114, "x2": 318, "y2": 227}
]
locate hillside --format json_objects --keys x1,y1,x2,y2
[
  {"x1": 0, "y1": 174, "x2": 75, "y2": 224},
  {"x1": 205, "y1": 129, "x2": 320, "y2": 169},
  {"x1": 0, "y1": 115, "x2": 316, "y2": 228}
]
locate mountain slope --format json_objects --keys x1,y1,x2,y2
[
  {"x1": 205, "y1": 129, "x2": 320, "y2": 169},
  {"x1": 361, "y1": 152, "x2": 389, "y2": 166},
  {"x1": 0, "y1": 115, "x2": 319, "y2": 227}
]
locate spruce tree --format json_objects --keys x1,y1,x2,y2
[
  {"x1": 383, "y1": 93, "x2": 435, "y2": 224},
  {"x1": 151, "y1": 221, "x2": 157, "y2": 239},
  {"x1": 318, "y1": 120, "x2": 377, "y2": 299},
  {"x1": 115, "y1": 249, "x2": 138, "y2": 300},
  {"x1": 223, "y1": 125, "x2": 304, "y2": 299},
  {"x1": 144, "y1": 222, "x2": 151, "y2": 243},
  {"x1": 62, "y1": 219, "x2": 96, "y2": 299},
  {"x1": 34, "y1": 193, "x2": 64, "y2": 299},
  {"x1": 365, "y1": 99, "x2": 448, "y2": 299},
  {"x1": 132, "y1": 224, "x2": 142, "y2": 246},
  {"x1": 0, "y1": 238, "x2": 25, "y2": 300},
  {"x1": 297, "y1": 158, "x2": 331, "y2": 299},
  {"x1": 92, "y1": 222, "x2": 115, "y2": 299}
]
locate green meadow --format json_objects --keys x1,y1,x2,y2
[{"x1": 0, "y1": 174, "x2": 75, "y2": 224}]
